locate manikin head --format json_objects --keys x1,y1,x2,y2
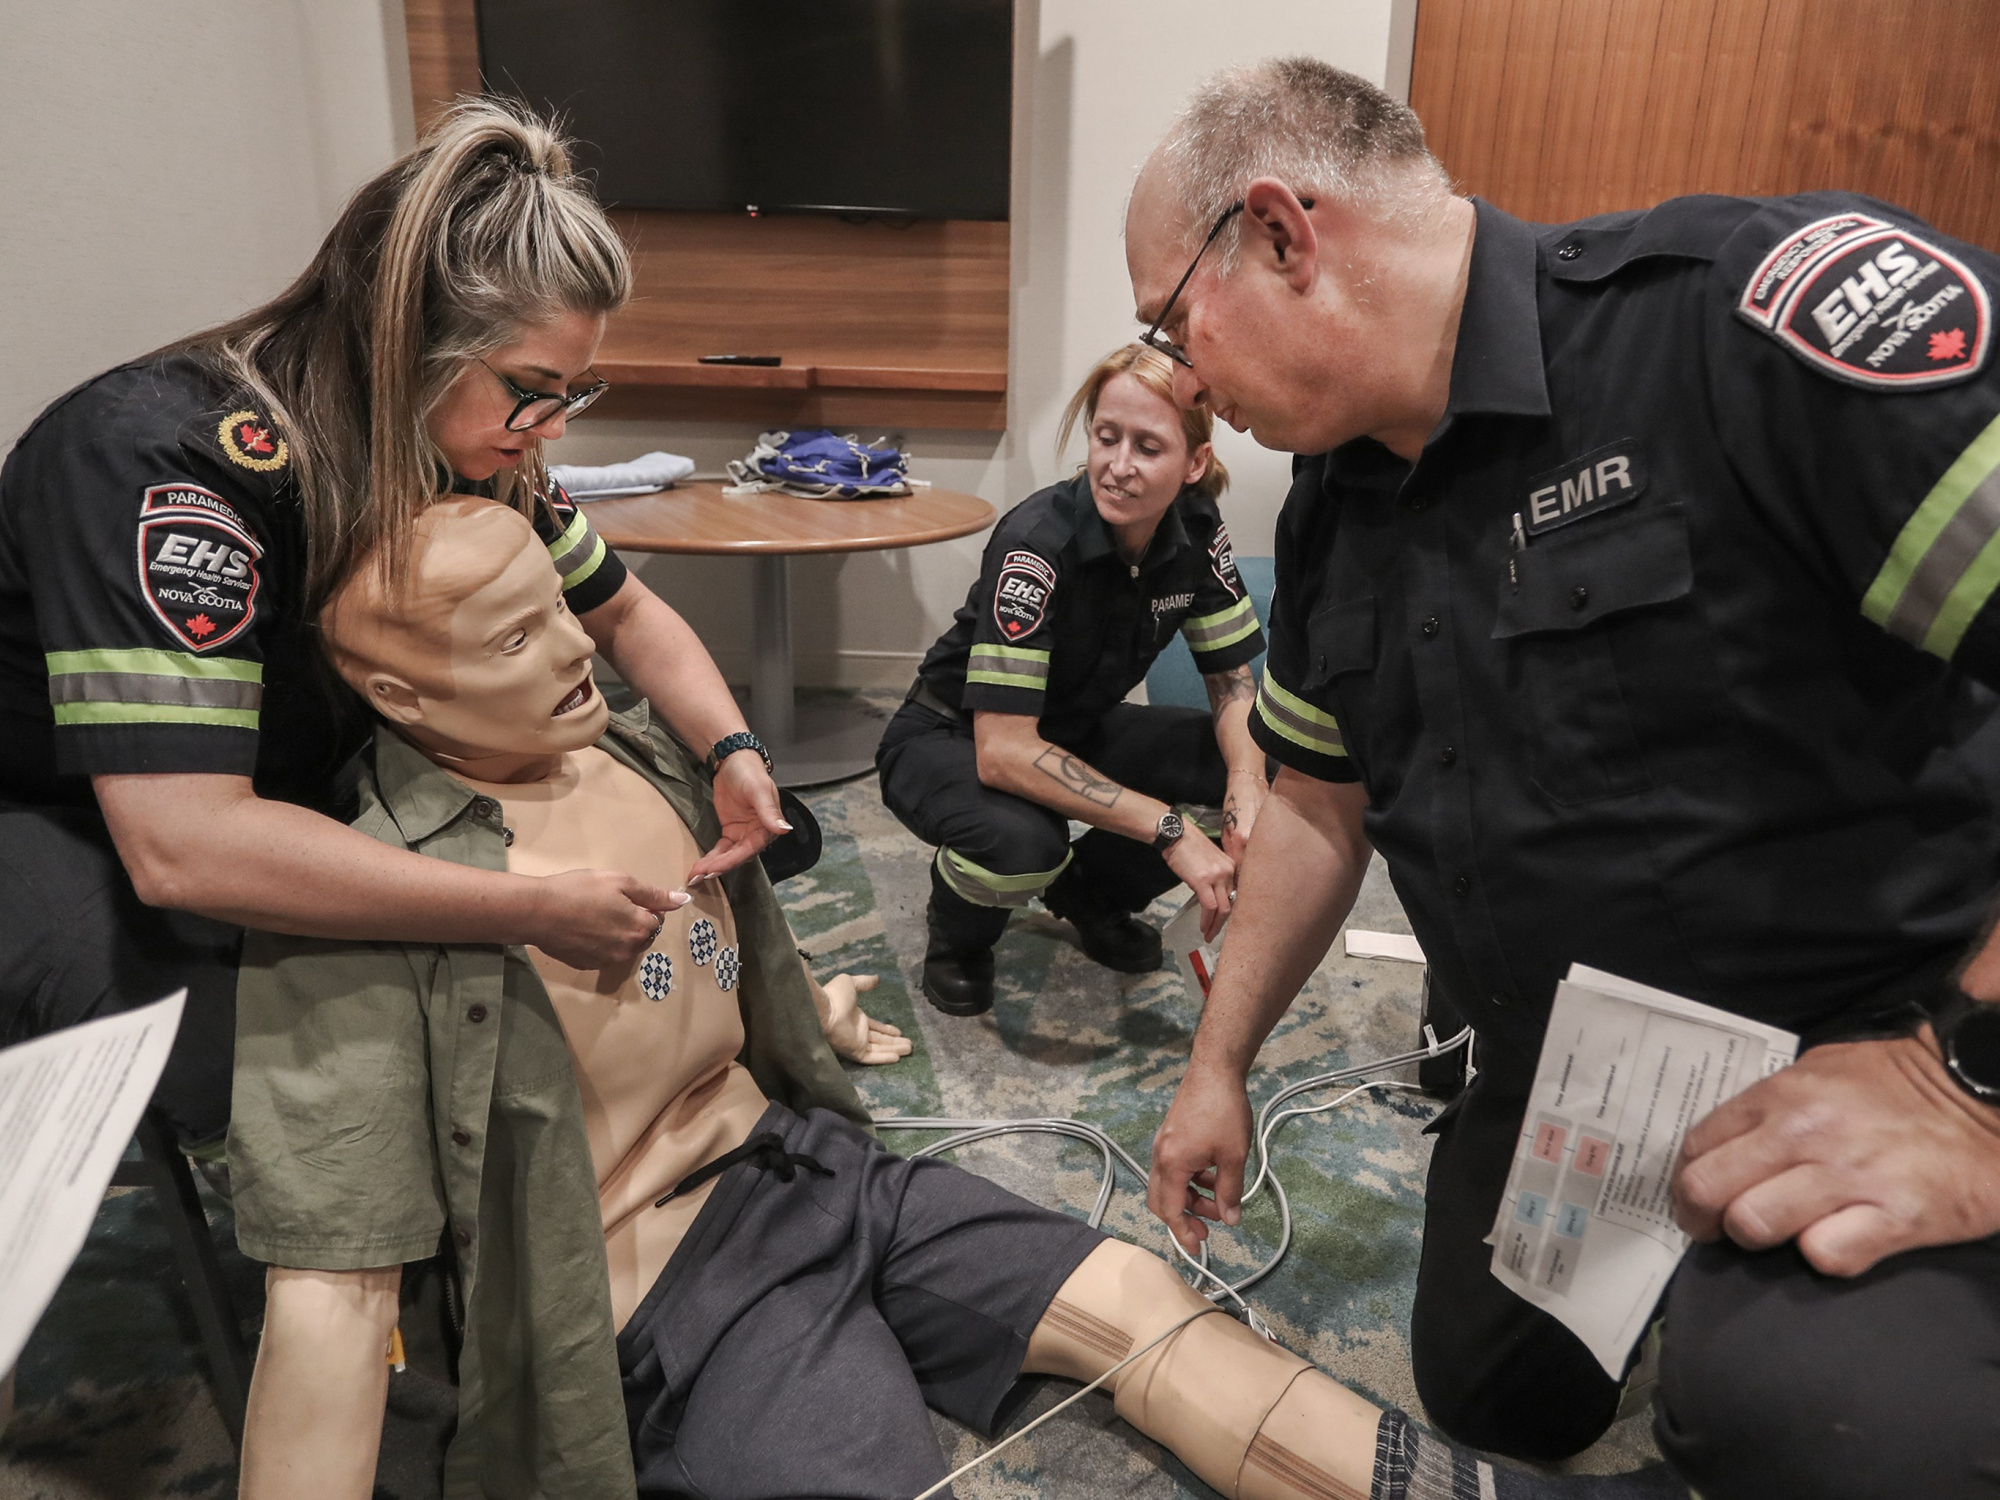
[
  {"x1": 322, "y1": 498, "x2": 608, "y2": 781},
  {"x1": 1124, "y1": 57, "x2": 1466, "y2": 458}
]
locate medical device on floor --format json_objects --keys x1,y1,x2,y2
[{"x1": 875, "y1": 1015, "x2": 1474, "y2": 1497}]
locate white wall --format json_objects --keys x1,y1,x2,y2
[
  {"x1": 0, "y1": 2, "x2": 414, "y2": 448},
  {"x1": 2, "y1": 0, "x2": 1409, "y2": 690},
  {"x1": 550, "y1": 0, "x2": 1413, "y2": 687}
]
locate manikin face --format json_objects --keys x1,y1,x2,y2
[
  {"x1": 1084, "y1": 372, "x2": 1210, "y2": 537},
  {"x1": 426, "y1": 308, "x2": 608, "y2": 483},
  {"x1": 325, "y1": 499, "x2": 609, "y2": 771}
]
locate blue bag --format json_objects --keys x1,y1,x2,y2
[{"x1": 725, "y1": 430, "x2": 917, "y2": 499}]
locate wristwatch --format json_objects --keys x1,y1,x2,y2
[
  {"x1": 1151, "y1": 809, "x2": 1186, "y2": 853},
  {"x1": 1935, "y1": 993, "x2": 2000, "y2": 1103},
  {"x1": 705, "y1": 730, "x2": 772, "y2": 777}
]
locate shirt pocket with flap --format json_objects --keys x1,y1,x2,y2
[{"x1": 1492, "y1": 504, "x2": 1739, "y2": 805}]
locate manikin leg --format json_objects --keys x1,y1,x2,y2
[
  {"x1": 1024, "y1": 1240, "x2": 1381, "y2": 1500},
  {"x1": 239, "y1": 1265, "x2": 400, "y2": 1500}
]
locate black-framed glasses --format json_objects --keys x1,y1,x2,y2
[
  {"x1": 480, "y1": 359, "x2": 610, "y2": 432},
  {"x1": 1139, "y1": 195, "x2": 1313, "y2": 369}
]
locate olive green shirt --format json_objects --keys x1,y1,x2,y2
[{"x1": 231, "y1": 702, "x2": 867, "y2": 1500}]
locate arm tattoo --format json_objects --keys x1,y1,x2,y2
[
  {"x1": 1032, "y1": 746, "x2": 1123, "y2": 808},
  {"x1": 1204, "y1": 664, "x2": 1256, "y2": 714}
]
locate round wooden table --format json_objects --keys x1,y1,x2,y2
[{"x1": 586, "y1": 481, "x2": 996, "y2": 786}]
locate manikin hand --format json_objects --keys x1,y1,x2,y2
[
  {"x1": 1164, "y1": 833, "x2": 1237, "y2": 943},
  {"x1": 1219, "y1": 769, "x2": 1266, "y2": 865},
  {"x1": 815, "y1": 973, "x2": 912, "y2": 1066},
  {"x1": 1673, "y1": 1029, "x2": 2000, "y2": 1276},
  {"x1": 686, "y1": 752, "x2": 791, "y2": 884},
  {"x1": 531, "y1": 870, "x2": 687, "y2": 970},
  {"x1": 1147, "y1": 1057, "x2": 1255, "y2": 1254}
]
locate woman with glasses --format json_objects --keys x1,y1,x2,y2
[
  {"x1": 0, "y1": 99, "x2": 785, "y2": 1164},
  {"x1": 876, "y1": 343, "x2": 1269, "y2": 1017}
]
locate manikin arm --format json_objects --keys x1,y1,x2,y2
[{"x1": 806, "y1": 969, "x2": 912, "y2": 1065}]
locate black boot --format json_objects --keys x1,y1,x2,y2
[
  {"x1": 922, "y1": 868, "x2": 1011, "y2": 1017},
  {"x1": 1043, "y1": 865, "x2": 1163, "y2": 974}
]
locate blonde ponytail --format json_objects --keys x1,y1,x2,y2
[{"x1": 174, "y1": 96, "x2": 631, "y2": 607}]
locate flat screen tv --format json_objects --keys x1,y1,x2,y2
[{"x1": 477, "y1": 0, "x2": 1014, "y2": 220}]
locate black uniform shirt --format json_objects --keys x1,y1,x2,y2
[
  {"x1": 1251, "y1": 194, "x2": 2000, "y2": 1045},
  {"x1": 918, "y1": 472, "x2": 1263, "y2": 746},
  {"x1": 0, "y1": 353, "x2": 628, "y2": 812}
]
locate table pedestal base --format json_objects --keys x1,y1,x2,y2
[{"x1": 745, "y1": 693, "x2": 884, "y2": 789}]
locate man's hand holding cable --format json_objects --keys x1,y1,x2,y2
[{"x1": 1149, "y1": 1056, "x2": 1255, "y2": 1253}]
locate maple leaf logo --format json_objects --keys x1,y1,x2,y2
[
  {"x1": 185, "y1": 613, "x2": 217, "y2": 639},
  {"x1": 1928, "y1": 327, "x2": 1968, "y2": 362},
  {"x1": 237, "y1": 422, "x2": 274, "y2": 455}
]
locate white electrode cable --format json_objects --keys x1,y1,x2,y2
[{"x1": 879, "y1": 1024, "x2": 1474, "y2": 1497}]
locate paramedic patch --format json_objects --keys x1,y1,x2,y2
[
  {"x1": 137, "y1": 512, "x2": 262, "y2": 652},
  {"x1": 1740, "y1": 226, "x2": 1991, "y2": 389},
  {"x1": 1523, "y1": 440, "x2": 1646, "y2": 537},
  {"x1": 141, "y1": 481, "x2": 246, "y2": 529},
  {"x1": 993, "y1": 550, "x2": 1056, "y2": 640}
]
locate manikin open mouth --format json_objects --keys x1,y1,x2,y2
[{"x1": 552, "y1": 678, "x2": 595, "y2": 716}]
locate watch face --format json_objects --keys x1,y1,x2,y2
[
  {"x1": 1951, "y1": 1005, "x2": 2000, "y2": 1095},
  {"x1": 1159, "y1": 812, "x2": 1184, "y2": 842}
]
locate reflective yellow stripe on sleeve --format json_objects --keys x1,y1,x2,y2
[
  {"x1": 46, "y1": 647, "x2": 262, "y2": 729},
  {"x1": 1863, "y1": 411, "x2": 2000, "y2": 660},
  {"x1": 1254, "y1": 674, "x2": 1346, "y2": 759},
  {"x1": 965, "y1": 643, "x2": 1051, "y2": 692},
  {"x1": 1182, "y1": 595, "x2": 1259, "y2": 652}
]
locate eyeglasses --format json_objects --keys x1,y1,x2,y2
[
  {"x1": 480, "y1": 359, "x2": 610, "y2": 432},
  {"x1": 1139, "y1": 195, "x2": 1313, "y2": 369}
]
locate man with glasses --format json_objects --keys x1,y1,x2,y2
[{"x1": 1128, "y1": 56, "x2": 2000, "y2": 1500}]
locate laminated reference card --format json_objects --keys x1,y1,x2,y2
[
  {"x1": 1486, "y1": 965, "x2": 1797, "y2": 1377},
  {"x1": 1165, "y1": 895, "x2": 1225, "y2": 1003},
  {"x1": 0, "y1": 990, "x2": 184, "y2": 1373}
]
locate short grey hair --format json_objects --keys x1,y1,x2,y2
[{"x1": 1153, "y1": 57, "x2": 1452, "y2": 270}]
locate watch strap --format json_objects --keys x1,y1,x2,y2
[{"x1": 706, "y1": 730, "x2": 772, "y2": 776}]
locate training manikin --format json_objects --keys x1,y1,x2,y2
[{"x1": 234, "y1": 499, "x2": 1637, "y2": 1500}]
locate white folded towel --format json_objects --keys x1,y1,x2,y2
[{"x1": 548, "y1": 450, "x2": 696, "y2": 500}]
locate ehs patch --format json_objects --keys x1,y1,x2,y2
[
  {"x1": 217, "y1": 408, "x2": 289, "y2": 473},
  {"x1": 137, "y1": 513, "x2": 261, "y2": 652},
  {"x1": 141, "y1": 481, "x2": 245, "y2": 528},
  {"x1": 1523, "y1": 440, "x2": 1645, "y2": 537},
  {"x1": 688, "y1": 917, "x2": 718, "y2": 966},
  {"x1": 1738, "y1": 213, "x2": 1888, "y2": 326},
  {"x1": 1738, "y1": 223, "x2": 1991, "y2": 389},
  {"x1": 992, "y1": 549, "x2": 1056, "y2": 640},
  {"x1": 1209, "y1": 525, "x2": 1242, "y2": 595}
]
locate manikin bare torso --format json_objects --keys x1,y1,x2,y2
[{"x1": 461, "y1": 746, "x2": 768, "y2": 1328}]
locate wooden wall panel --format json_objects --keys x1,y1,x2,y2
[{"x1": 1410, "y1": 0, "x2": 2000, "y2": 252}]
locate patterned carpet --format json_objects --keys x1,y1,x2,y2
[{"x1": 0, "y1": 691, "x2": 1657, "y2": 1497}]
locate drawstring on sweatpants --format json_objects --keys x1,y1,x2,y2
[{"x1": 654, "y1": 1131, "x2": 834, "y2": 1208}]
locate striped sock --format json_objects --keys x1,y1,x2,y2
[{"x1": 1369, "y1": 1410, "x2": 1690, "y2": 1500}]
